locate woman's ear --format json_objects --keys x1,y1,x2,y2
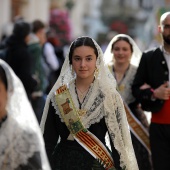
[{"x1": 158, "y1": 25, "x2": 162, "y2": 34}]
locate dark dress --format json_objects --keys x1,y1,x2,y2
[{"x1": 43, "y1": 102, "x2": 122, "y2": 170}]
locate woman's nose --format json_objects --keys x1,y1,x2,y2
[
  {"x1": 118, "y1": 50, "x2": 123, "y2": 54},
  {"x1": 80, "y1": 59, "x2": 86, "y2": 67}
]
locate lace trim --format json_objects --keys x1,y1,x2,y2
[
  {"x1": 111, "y1": 64, "x2": 137, "y2": 105},
  {"x1": 51, "y1": 94, "x2": 64, "y2": 122},
  {"x1": 51, "y1": 79, "x2": 105, "y2": 129},
  {"x1": 0, "y1": 116, "x2": 39, "y2": 169},
  {"x1": 104, "y1": 91, "x2": 138, "y2": 170},
  {"x1": 0, "y1": 59, "x2": 50, "y2": 170}
]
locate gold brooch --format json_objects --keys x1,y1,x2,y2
[
  {"x1": 118, "y1": 84, "x2": 125, "y2": 91},
  {"x1": 78, "y1": 109, "x2": 87, "y2": 117}
]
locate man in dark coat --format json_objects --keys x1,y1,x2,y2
[{"x1": 132, "y1": 12, "x2": 170, "y2": 170}]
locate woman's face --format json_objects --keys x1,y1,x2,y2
[
  {"x1": 0, "y1": 80, "x2": 7, "y2": 117},
  {"x1": 112, "y1": 40, "x2": 132, "y2": 65},
  {"x1": 72, "y1": 46, "x2": 97, "y2": 80}
]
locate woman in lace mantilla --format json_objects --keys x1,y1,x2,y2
[
  {"x1": 0, "y1": 59, "x2": 50, "y2": 170},
  {"x1": 40, "y1": 36, "x2": 138, "y2": 170},
  {"x1": 104, "y1": 34, "x2": 152, "y2": 170}
]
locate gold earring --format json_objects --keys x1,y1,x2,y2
[{"x1": 94, "y1": 67, "x2": 99, "y2": 78}]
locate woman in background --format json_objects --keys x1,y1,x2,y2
[
  {"x1": 0, "y1": 59, "x2": 50, "y2": 170},
  {"x1": 104, "y1": 34, "x2": 152, "y2": 170}
]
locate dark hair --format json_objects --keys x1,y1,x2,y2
[
  {"x1": 32, "y1": 20, "x2": 45, "y2": 33},
  {"x1": 0, "y1": 65, "x2": 8, "y2": 90},
  {"x1": 69, "y1": 37, "x2": 98, "y2": 64},
  {"x1": 111, "y1": 36, "x2": 133, "y2": 53},
  {"x1": 13, "y1": 21, "x2": 31, "y2": 40}
]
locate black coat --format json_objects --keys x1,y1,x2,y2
[
  {"x1": 6, "y1": 35, "x2": 37, "y2": 99},
  {"x1": 132, "y1": 47, "x2": 168, "y2": 112}
]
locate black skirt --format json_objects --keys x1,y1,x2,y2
[{"x1": 51, "y1": 141, "x2": 106, "y2": 170}]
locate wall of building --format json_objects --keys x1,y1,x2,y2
[
  {"x1": 0, "y1": 0, "x2": 169, "y2": 47},
  {"x1": 0, "y1": 0, "x2": 11, "y2": 38},
  {"x1": 22, "y1": 0, "x2": 50, "y2": 24},
  {"x1": 0, "y1": 0, "x2": 50, "y2": 39}
]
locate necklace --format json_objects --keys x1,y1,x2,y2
[
  {"x1": 75, "y1": 79, "x2": 94, "y2": 110},
  {"x1": 76, "y1": 86, "x2": 90, "y2": 100},
  {"x1": 75, "y1": 86, "x2": 90, "y2": 109},
  {"x1": 75, "y1": 86, "x2": 88, "y2": 117}
]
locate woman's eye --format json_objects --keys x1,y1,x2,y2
[
  {"x1": 123, "y1": 48, "x2": 128, "y2": 51},
  {"x1": 113, "y1": 48, "x2": 119, "y2": 52},
  {"x1": 75, "y1": 58, "x2": 80, "y2": 61},
  {"x1": 87, "y1": 58, "x2": 92, "y2": 61}
]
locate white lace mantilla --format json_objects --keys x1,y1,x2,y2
[
  {"x1": 41, "y1": 37, "x2": 139, "y2": 170},
  {"x1": 0, "y1": 116, "x2": 39, "y2": 169},
  {"x1": 49, "y1": 79, "x2": 137, "y2": 170},
  {"x1": 0, "y1": 59, "x2": 51, "y2": 170},
  {"x1": 51, "y1": 79, "x2": 105, "y2": 129},
  {"x1": 110, "y1": 64, "x2": 137, "y2": 105}
]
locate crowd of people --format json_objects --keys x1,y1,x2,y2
[
  {"x1": 0, "y1": 18, "x2": 65, "y2": 124},
  {"x1": 0, "y1": 11, "x2": 170, "y2": 170}
]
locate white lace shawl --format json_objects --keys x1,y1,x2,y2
[
  {"x1": 110, "y1": 64, "x2": 137, "y2": 105},
  {"x1": 0, "y1": 59, "x2": 51, "y2": 170},
  {"x1": 40, "y1": 36, "x2": 139, "y2": 170}
]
